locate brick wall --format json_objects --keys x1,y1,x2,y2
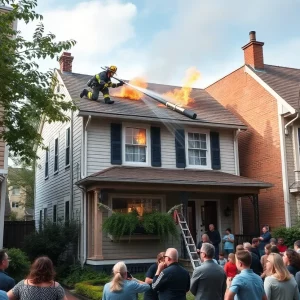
[{"x1": 206, "y1": 67, "x2": 285, "y2": 232}]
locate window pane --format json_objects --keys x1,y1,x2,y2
[
  {"x1": 112, "y1": 197, "x2": 161, "y2": 216},
  {"x1": 65, "y1": 201, "x2": 70, "y2": 222},
  {"x1": 53, "y1": 205, "x2": 57, "y2": 223},
  {"x1": 201, "y1": 158, "x2": 207, "y2": 165}
]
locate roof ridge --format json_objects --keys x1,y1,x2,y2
[{"x1": 265, "y1": 64, "x2": 300, "y2": 72}]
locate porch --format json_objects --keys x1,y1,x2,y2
[{"x1": 76, "y1": 166, "x2": 271, "y2": 265}]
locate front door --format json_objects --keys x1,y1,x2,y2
[
  {"x1": 187, "y1": 201, "x2": 197, "y2": 243},
  {"x1": 201, "y1": 201, "x2": 218, "y2": 232}
]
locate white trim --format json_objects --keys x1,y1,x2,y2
[
  {"x1": 294, "y1": 126, "x2": 300, "y2": 172},
  {"x1": 86, "y1": 258, "x2": 156, "y2": 266},
  {"x1": 122, "y1": 123, "x2": 150, "y2": 167},
  {"x1": 185, "y1": 128, "x2": 212, "y2": 170},
  {"x1": 0, "y1": 169, "x2": 8, "y2": 174},
  {"x1": 245, "y1": 65, "x2": 296, "y2": 114},
  {"x1": 278, "y1": 104, "x2": 291, "y2": 227}
]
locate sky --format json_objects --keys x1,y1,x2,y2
[{"x1": 18, "y1": 0, "x2": 300, "y2": 88}]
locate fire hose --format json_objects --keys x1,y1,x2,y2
[{"x1": 101, "y1": 67, "x2": 197, "y2": 120}]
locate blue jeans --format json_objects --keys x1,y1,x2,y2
[{"x1": 225, "y1": 249, "x2": 234, "y2": 256}]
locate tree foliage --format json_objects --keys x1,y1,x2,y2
[{"x1": 0, "y1": 0, "x2": 76, "y2": 163}]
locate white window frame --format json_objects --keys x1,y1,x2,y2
[
  {"x1": 65, "y1": 127, "x2": 70, "y2": 168},
  {"x1": 122, "y1": 123, "x2": 150, "y2": 166},
  {"x1": 54, "y1": 137, "x2": 59, "y2": 174},
  {"x1": 108, "y1": 193, "x2": 166, "y2": 217},
  {"x1": 185, "y1": 128, "x2": 211, "y2": 170},
  {"x1": 45, "y1": 145, "x2": 50, "y2": 179},
  {"x1": 64, "y1": 196, "x2": 70, "y2": 222},
  {"x1": 12, "y1": 202, "x2": 19, "y2": 208},
  {"x1": 12, "y1": 187, "x2": 20, "y2": 195}
]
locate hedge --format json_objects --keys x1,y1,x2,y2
[
  {"x1": 75, "y1": 280, "x2": 107, "y2": 300},
  {"x1": 272, "y1": 226, "x2": 300, "y2": 247}
]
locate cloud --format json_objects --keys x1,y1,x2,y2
[{"x1": 18, "y1": 1, "x2": 137, "y2": 74}]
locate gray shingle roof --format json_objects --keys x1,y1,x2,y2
[
  {"x1": 58, "y1": 70, "x2": 245, "y2": 128},
  {"x1": 251, "y1": 64, "x2": 300, "y2": 110},
  {"x1": 76, "y1": 166, "x2": 272, "y2": 188}
]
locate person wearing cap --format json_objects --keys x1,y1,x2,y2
[{"x1": 80, "y1": 65, "x2": 123, "y2": 104}]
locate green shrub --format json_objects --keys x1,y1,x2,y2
[
  {"x1": 143, "y1": 212, "x2": 179, "y2": 241},
  {"x1": 272, "y1": 226, "x2": 300, "y2": 247},
  {"x1": 75, "y1": 280, "x2": 104, "y2": 300},
  {"x1": 102, "y1": 211, "x2": 140, "y2": 239},
  {"x1": 6, "y1": 248, "x2": 30, "y2": 282},
  {"x1": 23, "y1": 219, "x2": 79, "y2": 265},
  {"x1": 62, "y1": 264, "x2": 109, "y2": 288}
]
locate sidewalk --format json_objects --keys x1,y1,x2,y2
[{"x1": 64, "y1": 288, "x2": 84, "y2": 300}]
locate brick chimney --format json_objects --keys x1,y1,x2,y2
[
  {"x1": 242, "y1": 31, "x2": 264, "y2": 70},
  {"x1": 59, "y1": 52, "x2": 74, "y2": 72}
]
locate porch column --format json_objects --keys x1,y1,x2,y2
[
  {"x1": 251, "y1": 194, "x2": 260, "y2": 235},
  {"x1": 93, "y1": 189, "x2": 103, "y2": 259},
  {"x1": 180, "y1": 191, "x2": 188, "y2": 259}
]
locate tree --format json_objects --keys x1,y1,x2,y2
[{"x1": 0, "y1": 0, "x2": 76, "y2": 164}]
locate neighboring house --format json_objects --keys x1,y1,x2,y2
[
  {"x1": 35, "y1": 52, "x2": 271, "y2": 268},
  {"x1": 7, "y1": 184, "x2": 33, "y2": 221},
  {"x1": 206, "y1": 31, "x2": 300, "y2": 232},
  {"x1": 0, "y1": 5, "x2": 16, "y2": 248}
]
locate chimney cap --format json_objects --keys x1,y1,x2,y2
[{"x1": 249, "y1": 31, "x2": 256, "y2": 42}]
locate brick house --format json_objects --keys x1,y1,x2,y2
[
  {"x1": 34, "y1": 52, "x2": 271, "y2": 269},
  {"x1": 206, "y1": 31, "x2": 300, "y2": 233}
]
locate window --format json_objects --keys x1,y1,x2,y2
[
  {"x1": 45, "y1": 147, "x2": 49, "y2": 178},
  {"x1": 53, "y1": 204, "x2": 57, "y2": 224},
  {"x1": 39, "y1": 210, "x2": 43, "y2": 230},
  {"x1": 12, "y1": 187, "x2": 20, "y2": 195},
  {"x1": 124, "y1": 127, "x2": 147, "y2": 163},
  {"x1": 112, "y1": 196, "x2": 162, "y2": 216},
  {"x1": 65, "y1": 201, "x2": 70, "y2": 222},
  {"x1": 12, "y1": 202, "x2": 19, "y2": 208},
  {"x1": 186, "y1": 130, "x2": 211, "y2": 168},
  {"x1": 54, "y1": 138, "x2": 59, "y2": 173},
  {"x1": 43, "y1": 207, "x2": 47, "y2": 223},
  {"x1": 65, "y1": 127, "x2": 70, "y2": 167}
]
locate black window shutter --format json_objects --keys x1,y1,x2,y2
[
  {"x1": 210, "y1": 131, "x2": 221, "y2": 170},
  {"x1": 111, "y1": 123, "x2": 122, "y2": 165},
  {"x1": 151, "y1": 127, "x2": 161, "y2": 167},
  {"x1": 175, "y1": 129, "x2": 186, "y2": 168}
]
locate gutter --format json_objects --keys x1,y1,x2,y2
[
  {"x1": 70, "y1": 110, "x2": 74, "y2": 216},
  {"x1": 284, "y1": 113, "x2": 299, "y2": 135},
  {"x1": 80, "y1": 115, "x2": 91, "y2": 179}
]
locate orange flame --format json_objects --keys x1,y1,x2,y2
[
  {"x1": 135, "y1": 131, "x2": 146, "y2": 145},
  {"x1": 163, "y1": 67, "x2": 200, "y2": 106},
  {"x1": 112, "y1": 77, "x2": 148, "y2": 100}
]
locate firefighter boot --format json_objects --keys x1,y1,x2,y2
[
  {"x1": 104, "y1": 97, "x2": 114, "y2": 104},
  {"x1": 80, "y1": 89, "x2": 88, "y2": 98}
]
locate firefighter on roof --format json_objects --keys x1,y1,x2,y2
[{"x1": 80, "y1": 65, "x2": 123, "y2": 104}]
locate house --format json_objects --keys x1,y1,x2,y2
[
  {"x1": 35, "y1": 52, "x2": 271, "y2": 269},
  {"x1": 0, "y1": 5, "x2": 16, "y2": 248},
  {"x1": 206, "y1": 31, "x2": 300, "y2": 233}
]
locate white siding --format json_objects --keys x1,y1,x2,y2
[{"x1": 86, "y1": 119, "x2": 236, "y2": 175}]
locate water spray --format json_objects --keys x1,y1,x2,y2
[{"x1": 101, "y1": 67, "x2": 197, "y2": 120}]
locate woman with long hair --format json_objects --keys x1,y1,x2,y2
[
  {"x1": 261, "y1": 244, "x2": 272, "y2": 279},
  {"x1": 102, "y1": 261, "x2": 150, "y2": 300},
  {"x1": 283, "y1": 249, "x2": 300, "y2": 276},
  {"x1": 264, "y1": 253, "x2": 299, "y2": 300},
  {"x1": 144, "y1": 252, "x2": 165, "y2": 300},
  {"x1": 7, "y1": 256, "x2": 67, "y2": 300}
]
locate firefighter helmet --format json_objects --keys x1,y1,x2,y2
[{"x1": 108, "y1": 65, "x2": 117, "y2": 74}]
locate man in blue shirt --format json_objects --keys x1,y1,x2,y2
[
  {"x1": 0, "y1": 250, "x2": 15, "y2": 292},
  {"x1": 258, "y1": 225, "x2": 271, "y2": 256},
  {"x1": 225, "y1": 250, "x2": 267, "y2": 300}
]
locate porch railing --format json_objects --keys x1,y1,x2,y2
[{"x1": 234, "y1": 234, "x2": 258, "y2": 249}]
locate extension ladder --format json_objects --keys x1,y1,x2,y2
[{"x1": 174, "y1": 210, "x2": 201, "y2": 270}]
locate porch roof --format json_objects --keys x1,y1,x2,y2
[{"x1": 76, "y1": 166, "x2": 272, "y2": 190}]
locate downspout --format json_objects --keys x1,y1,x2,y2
[
  {"x1": 85, "y1": 115, "x2": 91, "y2": 177},
  {"x1": 70, "y1": 110, "x2": 74, "y2": 215},
  {"x1": 278, "y1": 109, "x2": 297, "y2": 227},
  {"x1": 234, "y1": 129, "x2": 243, "y2": 234},
  {"x1": 284, "y1": 113, "x2": 299, "y2": 135}
]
